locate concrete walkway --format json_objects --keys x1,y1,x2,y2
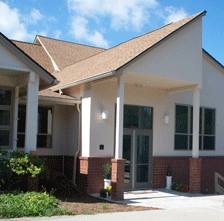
[{"x1": 6, "y1": 189, "x2": 224, "y2": 221}]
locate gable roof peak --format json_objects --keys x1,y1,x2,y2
[{"x1": 51, "y1": 11, "x2": 207, "y2": 90}]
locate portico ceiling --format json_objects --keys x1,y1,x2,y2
[{"x1": 124, "y1": 71, "x2": 197, "y2": 91}]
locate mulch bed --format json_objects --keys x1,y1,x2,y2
[{"x1": 50, "y1": 172, "x2": 159, "y2": 215}]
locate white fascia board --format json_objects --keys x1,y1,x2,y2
[
  {"x1": 38, "y1": 96, "x2": 81, "y2": 105},
  {"x1": 37, "y1": 36, "x2": 60, "y2": 72},
  {"x1": 0, "y1": 33, "x2": 57, "y2": 85},
  {"x1": 116, "y1": 11, "x2": 207, "y2": 75},
  {"x1": 202, "y1": 49, "x2": 224, "y2": 73},
  {"x1": 51, "y1": 70, "x2": 117, "y2": 91}
]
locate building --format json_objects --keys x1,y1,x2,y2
[{"x1": 0, "y1": 11, "x2": 224, "y2": 200}]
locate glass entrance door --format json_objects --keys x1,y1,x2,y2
[
  {"x1": 122, "y1": 104, "x2": 153, "y2": 190},
  {"x1": 123, "y1": 128, "x2": 152, "y2": 190},
  {"x1": 135, "y1": 130, "x2": 152, "y2": 189}
]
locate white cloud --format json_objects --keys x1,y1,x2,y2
[
  {"x1": 30, "y1": 8, "x2": 44, "y2": 24},
  {"x1": 54, "y1": 30, "x2": 62, "y2": 39},
  {"x1": 0, "y1": 1, "x2": 34, "y2": 41},
  {"x1": 68, "y1": 0, "x2": 158, "y2": 31},
  {"x1": 164, "y1": 7, "x2": 188, "y2": 24},
  {"x1": 70, "y1": 16, "x2": 109, "y2": 48}
]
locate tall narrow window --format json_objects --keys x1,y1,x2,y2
[
  {"x1": 0, "y1": 89, "x2": 12, "y2": 148},
  {"x1": 175, "y1": 105, "x2": 188, "y2": 150},
  {"x1": 17, "y1": 105, "x2": 52, "y2": 148}
]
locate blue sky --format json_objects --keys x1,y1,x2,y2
[{"x1": 0, "y1": 0, "x2": 223, "y2": 64}]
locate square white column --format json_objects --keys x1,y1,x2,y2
[
  {"x1": 13, "y1": 87, "x2": 19, "y2": 151},
  {"x1": 25, "y1": 72, "x2": 39, "y2": 153},
  {"x1": 192, "y1": 87, "x2": 200, "y2": 158},
  {"x1": 81, "y1": 97, "x2": 91, "y2": 157},
  {"x1": 115, "y1": 76, "x2": 125, "y2": 159}
]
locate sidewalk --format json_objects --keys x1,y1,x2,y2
[{"x1": 6, "y1": 189, "x2": 224, "y2": 221}]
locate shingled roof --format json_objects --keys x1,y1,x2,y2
[
  {"x1": 51, "y1": 11, "x2": 206, "y2": 90},
  {"x1": 12, "y1": 40, "x2": 55, "y2": 73},
  {"x1": 34, "y1": 36, "x2": 106, "y2": 71}
]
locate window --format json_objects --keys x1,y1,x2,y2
[
  {"x1": 17, "y1": 105, "x2": 52, "y2": 148},
  {"x1": 0, "y1": 89, "x2": 12, "y2": 148},
  {"x1": 175, "y1": 104, "x2": 215, "y2": 150},
  {"x1": 123, "y1": 105, "x2": 153, "y2": 130}
]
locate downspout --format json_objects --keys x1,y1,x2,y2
[
  {"x1": 73, "y1": 99, "x2": 81, "y2": 185},
  {"x1": 58, "y1": 90, "x2": 82, "y2": 185}
]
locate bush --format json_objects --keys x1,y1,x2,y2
[
  {"x1": 0, "y1": 147, "x2": 49, "y2": 191},
  {"x1": 0, "y1": 191, "x2": 73, "y2": 218}
]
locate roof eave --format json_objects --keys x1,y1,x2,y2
[
  {"x1": 38, "y1": 95, "x2": 81, "y2": 105},
  {"x1": 51, "y1": 70, "x2": 117, "y2": 91},
  {"x1": 116, "y1": 11, "x2": 207, "y2": 74},
  {"x1": 0, "y1": 32, "x2": 58, "y2": 85},
  {"x1": 202, "y1": 49, "x2": 224, "y2": 72}
]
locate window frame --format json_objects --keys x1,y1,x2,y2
[
  {"x1": 17, "y1": 104, "x2": 53, "y2": 149},
  {"x1": 123, "y1": 104, "x2": 153, "y2": 130},
  {"x1": 0, "y1": 87, "x2": 13, "y2": 149},
  {"x1": 174, "y1": 104, "x2": 216, "y2": 151}
]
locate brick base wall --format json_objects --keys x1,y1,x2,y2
[
  {"x1": 111, "y1": 159, "x2": 125, "y2": 201},
  {"x1": 153, "y1": 156, "x2": 224, "y2": 193},
  {"x1": 189, "y1": 158, "x2": 201, "y2": 193},
  {"x1": 37, "y1": 155, "x2": 224, "y2": 194},
  {"x1": 201, "y1": 156, "x2": 224, "y2": 193},
  {"x1": 76, "y1": 157, "x2": 113, "y2": 194},
  {"x1": 153, "y1": 157, "x2": 190, "y2": 189}
]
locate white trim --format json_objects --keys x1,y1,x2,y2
[
  {"x1": 192, "y1": 87, "x2": 200, "y2": 158},
  {"x1": 24, "y1": 72, "x2": 39, "y2": 153},
  {"x1": 38, "y1": 96, "x2": 80, "y2": 104},
  {"x1": 37, "y1": 36, "x2": 60, "y2": 72},
  {"x1": 13, "y1": 87, "x2": 19, "y2": 151},
  {"x1": 51, "y1": 71, "x2": 116, "y2": 91},
  {"x1": 115, "y1": 76, "x2": 125, "y2": 159},
  {"x1": 166, "y1": 85, "x2": 198, "y2": 93},
  {"x1": 132, "y1": 130, "x2": 135, "y2": 190},
  {"x1": 0, "y1": 64, "x2": 30, "y2": 72},
  {"x1": 0, "y1": 33, "x2": 57, "y2": 84}
]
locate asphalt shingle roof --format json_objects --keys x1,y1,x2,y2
[
  {"x1": 12, "y1": 40, "x2": 55, "y2": 73},
  {"x1": 35, "y1": 36, "x2": 106, "y2": 71},
  {"x1": 51, "y1": 11, "x2": 206, "y2": 90}
]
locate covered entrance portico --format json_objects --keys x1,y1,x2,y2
[
  {"x1": 112, "y1": 69, "x2": 203, "y2": 199},
  {"x1": 0, "y1": 33, "x2": 57, "y2": 154}
]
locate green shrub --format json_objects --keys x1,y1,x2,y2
[
  {"x1": 102, "y1": 203, "x2": 109, "y2": 209},
  {"x1": 0, "y1": 191, "x2": 73, "y2": 218},
  {"x1": 0, "y1": 147, "x2": 49, "y2": 191}
]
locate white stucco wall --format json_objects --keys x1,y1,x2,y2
[
  {"x1": 89, "y1": 80, "x2": 117, "y2": 157},
  {"x1": 0, "y1": 44, "x2": 28, "y2": 70},
  {"x1": 78, "y1": 53, "x2": 224, "y2": 158},
  {"x1": 55, "y1": 18, "x2": 224, "y2": 158},
  {"x1": 164, "y1": 55, "x2": 224, "y2": 157},
  {"x1": 36, "y1": 104, "x2": 78, "y2": 156},
  {"x1": 126, "y1": 19, "x2": 203, "y2": 88}
]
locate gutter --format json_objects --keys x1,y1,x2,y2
[{"x1": 51, "y1": 70, "x2": 117, "y2": 91}]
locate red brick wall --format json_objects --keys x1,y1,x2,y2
[
  {"x1": 189, "y1": 158, "x2": 201, "y2": 193},
  {"x1": 111, "y1": 159, "x2": 125, "y2": 201},
  {"x1": 153, "y1": 156, "x2": 224, "y2": 193},
  {"x1": 39, "y1": 156, "x2": 63, "y2": 174},
  {"x1": 153, "y1": 157, "x2": 190, "y2": 189},
  {"x1": 201, "y1": 156, "x2": 224, "y2": 193},
  {"x1": 77, "y1": 157, "x2": 113, "y2": 194},
  {"x1": 39, "y1": 155, "x2": 224, "y2": 194}
]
